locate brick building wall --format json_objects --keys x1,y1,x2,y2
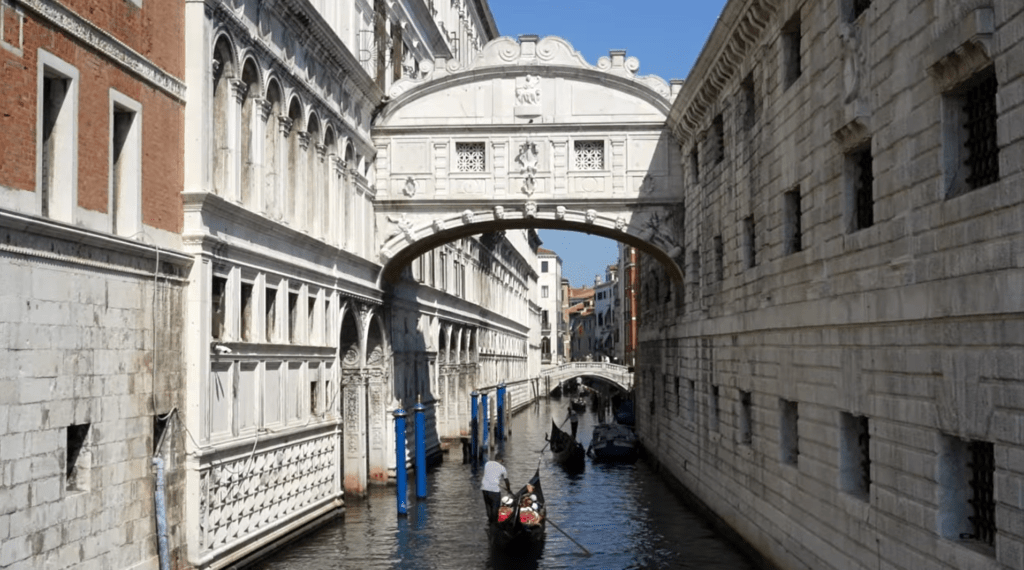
[{"x1": 638, "y1": 1, "x2": 1024, "y2": 569}]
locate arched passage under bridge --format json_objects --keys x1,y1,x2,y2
[{"x1": 371, "y1": 35, "x2": 687, "y2": 288}]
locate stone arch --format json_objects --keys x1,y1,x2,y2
[
  {"x1": 211, "y1": 35, "x2": 237, "y2": 198},
  {"x1": 339, "y1": 301, "x2": 360, "y2": 367},
  {"x1": 239, "y1": 57, "x2": 260, "y2": 207},
  {"x1": 264, "y1": 78, "x2": 284, "y2": 220},
  {"x1": 285, "y1": 96, "x2": 303, "y2": 223},
  {"x1": 305, "y1": 112, "x2": 322, "y2": 235}
]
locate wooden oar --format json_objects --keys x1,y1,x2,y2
[{"x1": 546, "y1": 516, "x2": 592, "y2": 556}]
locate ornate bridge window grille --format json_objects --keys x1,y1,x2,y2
[
  {"x1": 963, "y1": 70, "x2": 999, "y2": 192},
  {"x1": 968, "y1": 440, "x2": 995, "y2": 546},
  {"x1": 574, "y1": 140, "x2": 604, "y2": 170},
  {"x1": 456, "y1": 142, "x2": 486, "y2": 172}
]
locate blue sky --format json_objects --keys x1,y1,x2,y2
[{"x1": 488, "y1": 0, "x2": 729, "y2": 287}]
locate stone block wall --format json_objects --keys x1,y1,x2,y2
[
  {"x1": 641, "y1": 1, "x2": 1024, "y2": 569},
  {"x1": 0, "y1": 223, "x2": 188, "y2": 570}
]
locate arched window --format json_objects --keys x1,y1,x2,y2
[
  {"x1": 240, "y1": 59, "x2": 259, "y2": 207},
  {"x1": 264, "y1": 80, "x2": 283, "y2": 219},
  {"x1": 212, "y1": 37, "x2": 235, "y2": 198},
  {"x1": 286, "y1": 98, "x2": 303, "y2": 224}
]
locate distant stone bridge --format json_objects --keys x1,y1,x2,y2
[{"x1": 541, "y1": 362, "x2": 634, "y2": 393}]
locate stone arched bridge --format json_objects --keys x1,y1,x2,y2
[{"x1": 541, "y1": 362, "x2": 634, "y2": 394}]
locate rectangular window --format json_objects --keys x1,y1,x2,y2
[
  {"x1": 288, "y1": 290, "x2": 299, "y2": 344},
  {"x1": 846, "y1": 143, "x2": 874, "y2": 232},
  {"x1": 741, "y1": 73, "x2": 756, "y2": 130},
  {"x1": 944, "y1": 67, "x2": 999, "y2": 198},
  {"x1": 713, "y1": 235, "x2": 724, "y2": 281},
  {"x1": 687, "y1": 379, "x2": 696, "y2": 422},
  {"x1": 310, "y1": 364, "x2": 321, "y2": 417},
  {"x1": 574, "y1": 140, "x2": 604, "y2": 170},
  {"x1": 782, "y1": 12, "x2": 802, "y2": 89},
  {"x1": 709, "y1": 384, "x2": 720, "y2": 432},
  {"x1": 739, "y1": 390, "x2": 752, "y2": 445},
  {"x1": 542, "y1": 285, "x2": 549, "y2": 298},
  {"x1": 265, "y1": 285, "x2": 277, "y2": 342},
  {"x1": 779, "y1": 398, "x2": 798, "y2": 465},
  {"x1": 38, "y1": 51, "x2": 79, "y2": 223},
  {"x1": 674, "y1": 376, "x2": 681, "y2": 411},
  {"x1": 211, "y1": 275, "x2": 227, "y2": 341},
  {"x1": 783, "y1": 188, "x2": 802, "y2": 255},
  {"x1": 840, "y1": 412, "x2": 870, "y2": 500},
  {"x1": 938, "y1": 435, "x2": 996, "y2": 547},
  {"x1": 690, "y1": 147, "x2": 700, "y2": 184},
  {"x1": 845, "y1": 0, "x2": 871, "y2": 21},
  {"x1": 110, "y1": 91, "x2": 141, "y2": 237},
  {"x1": 240, "y1": 282, "x2": 254, "y2": 342},
  {"x1": 541, "y1": 260, "x2": 549, "y2": 273},
  {"x1": 456, "y1": 142, "x2": 486, "y2": 172},
  {"x1": 711, "y1": 114, "x2": 725, "y2": 164},
  {"x1": 66, "y1": 423, "x2": 91, "y2": 492},
  {"x1": 743, "y1": 216, "x2": 756, "y2": 268},
  {"x1": 307, "y1": 293, "x2": 318, "y2": 345}
]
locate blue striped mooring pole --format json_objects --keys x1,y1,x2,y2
[
  {"x1": 496, "y1": 384, "x2": 506, "y2": 442},
  {"x1": 481, "y1": 391, "x2": 489, "y2": 460},
  {"x1": 470, "y1": 391, "x2": 479, "y2": 469},
  {"x1": 414, "y1": 396, "x2": 427, "y2": 499},
  {"x1": 393, "y1": 408, "x2": 408, "y2": 516}
]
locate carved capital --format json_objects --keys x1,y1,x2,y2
[
  {"x1": 254, "y1": 98, "x2": 273, "y2": 122},
  {"x1": 230, "y1": 79, "x2": 249, "y2": 104},
  {"x1": 278, "y1": 116, "x2": 294, "y2": 137},
  {"x1": 298, "y1": 131, "x2": 312, "y2": 150}
]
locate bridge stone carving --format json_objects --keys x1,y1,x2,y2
[
  {"x1": 372, "y1": 35, "x2": 685, "y2": 285},
  {"x1": 542, "y1": 362, "x2": 634, "y2": 394}
]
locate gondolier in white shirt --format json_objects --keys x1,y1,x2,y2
[{"x1": 481, "y1": 452, "x2": 509, "y2": 523}]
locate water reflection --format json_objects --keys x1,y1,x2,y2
[{"x1": 251, "y1": 398, "x2": 753, "y2": 570}]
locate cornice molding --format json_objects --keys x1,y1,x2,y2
[
  {"x1": 19, "y1": 0, "x2": 186, "y2": 102},
  {"x1": 668, "y1": 0, "x2": 780, "y2": 143}
]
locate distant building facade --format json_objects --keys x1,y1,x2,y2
[{"x1": 536, "y1": 247, "x2": 563, "y2": 364}]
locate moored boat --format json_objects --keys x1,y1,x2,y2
[
  {"x1": 588, "y1": 423, "x2": 639, "y2": 463},
  {"x1": 548, "y1": 421, "x2": 586, "y2": 471},
  {"x1": 490, "y1": 469, "x2": 545, "y2": 548}
]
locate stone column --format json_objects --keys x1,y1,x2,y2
[
  {"x1": 296, "y1": 131, "x2": 311, "y2": 230},
  {"x1": 342, "y1": 370, "x2": 368, "y2": 496},
  {"x1": 330, "y1": 155, "x2": 344, "y2": 247},
  {"x1": 252, "y1": 98, "x2": 272, "y2": 212},
  {"x1": 277, "y1": 116, "x2": 294, "y2": 223},
  {"x1": 366, "y1": 367, "x2": 390, "y2": 483},
  {"x1": 229, "y1": 79, "x2": 247, "y2": 203}
]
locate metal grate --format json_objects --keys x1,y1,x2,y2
[
  {"x1": 963, "y1": 71, "x2": 999, "y2": 191},
  {"x1": 852, "y1": 0, "x2": 871, "y2": 19},
  {"x1": 574, "y1": 140, "x2": 604, "y2": 170},
  {"x1": 852, "y1": 146, "x2": 874, "y2": 230},
  {"x1": 456, "y1": 142, "x2": 486, "y2": 172},
  {"x1": 968, "y1": 440, "x2": 995, "y2": 546},
  {"x1": 857, "y1": 416, "x2": 871, "y2": 493},
  {"x1": 712, "y1": 115, "x2": 725, "y2": 164},
  {"x1": 784, "y1": 189, "x2": 802, "y2": 254}
]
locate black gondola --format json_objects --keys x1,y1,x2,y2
[
  {"x1": 490, "y1": 469, "x2": 545, "y2": 549},
  {"x1": 548, "y1": 421, "x2": 586, "y2": 471},
  {"x1": 570, "y1": 398, "x2": 586, "y2": 413}
]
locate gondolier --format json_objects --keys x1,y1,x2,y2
[
  {"x1": 481, "y1": 452, "x2": 509, "y2": 523},
  {"x1": 567, "y1": 406, "x2": 579, "y2": 438}
]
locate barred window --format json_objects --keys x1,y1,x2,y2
[
  {"x1": 963, "y1": 71, "x2": 999, "y2": 191},
  {"x1": 456, "y1": 142, "x2": 486, "y2": 172},
  {"x1": 968, "y1": 440, "x2": 995, "y2": 546},
  {"x1": 847, "y1": 143, "x2": 874, "y2": 232},
  {"x1": 783, "y1": 188, "x2": 802, "y2": 255},
  {"x1": 574, "y1": 140, "x2": 604, "y2": 170}
]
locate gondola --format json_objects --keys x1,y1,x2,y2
[
  {"x1": 490, "y1": 469, "x2": 545, "y2": 549},
  {"x1": 588, "y1": 422, "x2": 639, "y2": 463},
  {"x1": 570, "y1": 397, "x2": 586, "y2": 413},
  {"x1": 548, "y1": 421, "x2": 586, "y2": 471}
]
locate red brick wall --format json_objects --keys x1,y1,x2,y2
[{"x1": 0, "y1": 2, "x2": 183, "y2": 233}]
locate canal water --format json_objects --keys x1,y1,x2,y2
[{"x1": 251, "y1": 397, "x2": 755, "y2": 570}]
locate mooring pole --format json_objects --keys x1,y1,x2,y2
[
  {"x1": 495, "y1": 384, "x2": 506, "y2": 442},
  {"x1": 470, "y1": 391, "x2": 479, "y2": 469},
  {"x1": 394, "y1": 408, "x2": 409, "y2": 516},
  {"x1": 414, "y1": 396, "x2": 427, "y2": 499},
  {"x1": 481, "y1": 391, "x2": 489, "y2": 460}
]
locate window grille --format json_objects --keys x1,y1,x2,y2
[
  {"x1": 784, "y1": 189, "x2": 802, "y2": 254},
  {"x1": 712, "y1": 115, "x2": 725, "y2": 164},
  {"x1": 743, "y1": 216, "x2": 756, "y2": 268},
  {"x1": 968, "y1": 440, "x2": 995, "y2": 546},
  {"x1": 963, "y1": 72, "x2": 999, "y2": 191},
  {"x1": 782, "y1": 13, "x2": 802, "y2": 89},
  {"x1": 456, "y1": 142, "x2": 485, "y2": 172},
  {"x1": 574, "y1": 140, "x2": 604, "y2": 170},
  {"x1": 852, "y1": 146, "x2": 874, "y2": 230},
  {"x1": 852, "y1": 0, "x2": 871, "y2": 19},
  {"x1": 741, "y1": 75, "x2": 756, "y2": 130},
  {"x1": 857, "y1": 415, "x2": 871, "y2": 493}
]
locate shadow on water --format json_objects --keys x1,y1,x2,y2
[{"x1": 250, "y1": 398, "x2": 755, "y2": 570}]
